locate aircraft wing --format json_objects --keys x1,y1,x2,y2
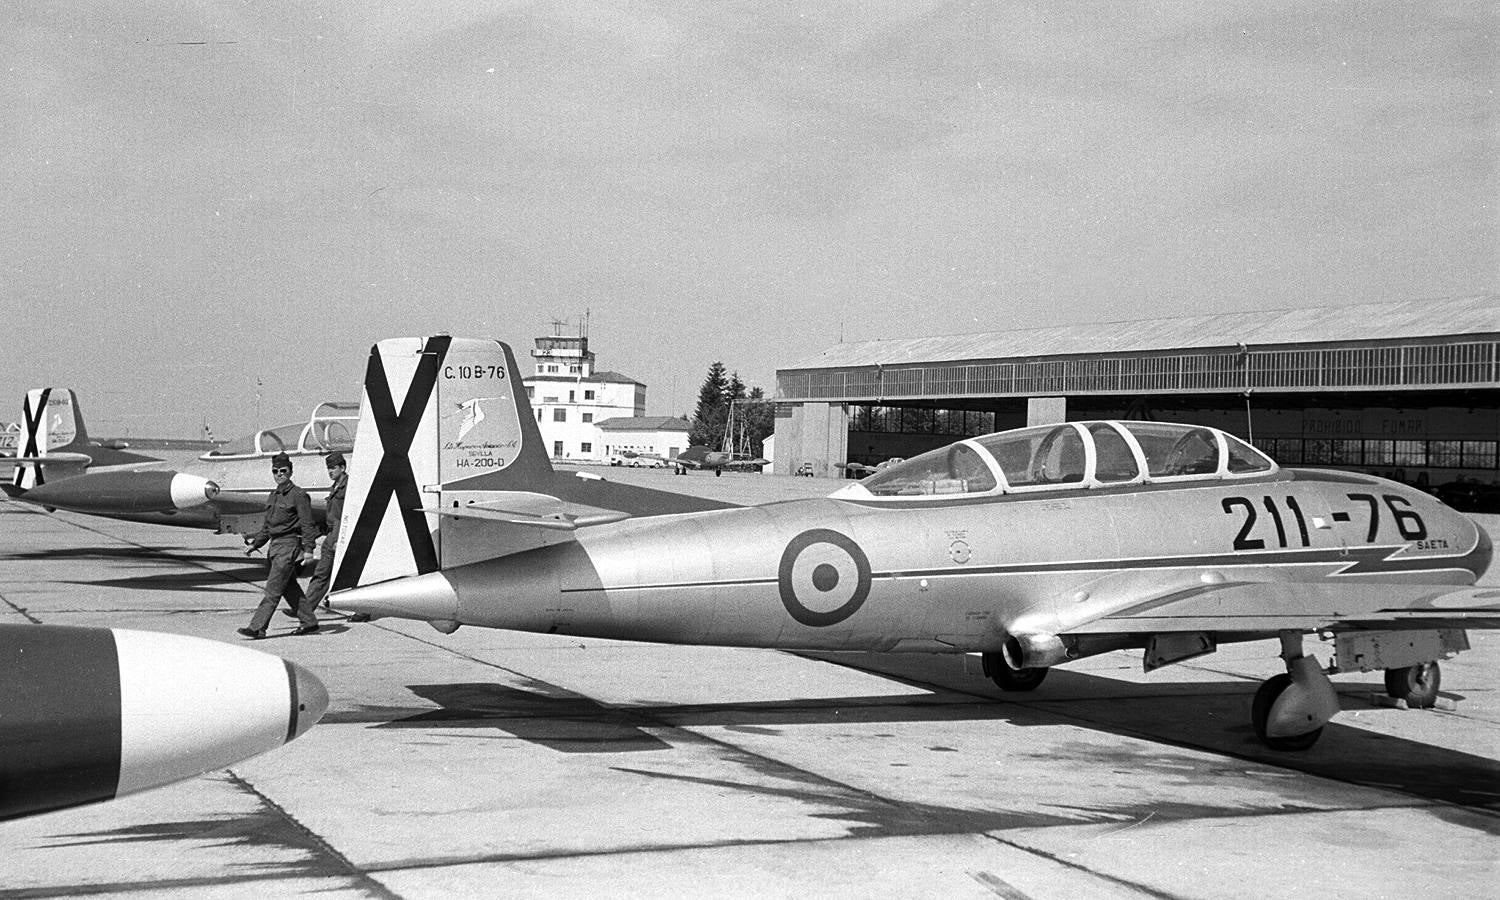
[
  {"x1": 210, "y1": 490, "x2": 276, "y2": 516},
  {"x1": 1006, "y1": 564, "x2": 1500, "y2": 638},
  {"x1": 429, "y1": 492, "x2": 632, "y2": 531},
  {"x1": 9, "y1": 452, "x2": 93, "y2": 466},
  {"x1": 722, "y1": 457, "x2": 769, "y2": 470}
]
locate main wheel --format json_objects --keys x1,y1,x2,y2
[
  {"x1": 1251, "y1": 673, "x2": 1324, "y2": 751},
  {"x1": 981, "y1": 652, "x2": 1048, "y2": 691},
  {"x1": 1384, "y1": 661, "x2": 1441, "y2": 708}
]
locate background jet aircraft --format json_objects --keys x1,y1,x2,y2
[
  {"x1": 4, "y1": 388, "x2": 159, "y2": 490},
  {"x1": 0, "y1": 624, "x2": 327, "y2": 821},
  {"x1": 5, "y1": 401, "x2": 358, "y2": 535},
  {"x1": 328, "y1": 336, "x2": 1496, "y2": 751},
  {"x1": 646, "y1": 445, "x2": 768, "y2": 476}
]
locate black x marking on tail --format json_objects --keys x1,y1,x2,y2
[
  {"x1": 333, "y1": 337, "x2": 452, "y2": 591},
  {"x1": 12, "y1": 389, "x2": 51, "y2": 488}
]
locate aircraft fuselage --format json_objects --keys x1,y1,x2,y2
[{"x1": 353, "y1": 470, "x2": 1489, "y2": 653}]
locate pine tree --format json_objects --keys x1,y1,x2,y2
[{"x1": 690, "y1": 362, "x2": 730, "y2": 446}]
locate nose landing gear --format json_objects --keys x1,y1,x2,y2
[
  {"x1": 981, "y1": 651, "x2": 1049, "y2": 691},
  {"x1": 1250, "y1": 632, "x2": 1341, "y2": 751}
]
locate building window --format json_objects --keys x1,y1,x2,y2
[
  {"x1": 1393, "y1": 441, "x2": 1426, "y2": 467},
  {"x1": 584, "y1": 390, "x2": 595, "y2": 400},
  {"x1": 1330, "y1": 440, "x2": 1362, "y2": 465},
  {"x1": 569, "y1": 390, "x2": 575, "y2": 402},
  {"x1": 582, "y1": 413, "x2": 593, "y2": 423},
  {"x1": 553, "y1": 409, "x2": 566, "y2": 422},
  {"x1": 536, "y1": 410, "x2": 542, "y2": 421},
  {"x1": 1428, "y1": 441, "x2": 1462, "y2": 468},
  {"x1": 1364, "y1": 440, "x2": 1394, "y2": 466},
  {"x1": 1462, "y1": 441, "x2": 1497, "y2": 469},
  {"x1": 570, "y1": 365, "x2": 581, "y2": 374},
  {"x1": 553, "y1": 440, "x2": 563, "y2": 457},
  {"x1": 581, "y1": 442, "x2": 592, "y2": 453}
]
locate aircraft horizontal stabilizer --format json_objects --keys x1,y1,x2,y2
[{"x1": 429, "y1": 493, "x2": 632, "y2": 531}]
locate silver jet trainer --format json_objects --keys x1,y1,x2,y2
[
  {"x1": 328, "y1": 336, "x2": 1496, "y2": 751},
  {"x1": 6, "y1": 401, "x2": 358, "y2": 535}
]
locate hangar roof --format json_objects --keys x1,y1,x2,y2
[{"x1": 780, "y1": 294, "x2": 1499, "y2": 372}]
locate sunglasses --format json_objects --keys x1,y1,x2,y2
[{"x1": 272, "y1": 467, "x2": 291, "y2": 475}]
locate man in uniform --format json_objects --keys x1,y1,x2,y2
[
  {"x1": 303, "y1": 450, "x2": 347, "y2": 609},
  {"x1": 237, "y1": 452, "x2": 320, "y2": 638}
]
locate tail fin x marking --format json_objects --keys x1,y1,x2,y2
[{"x1": 332, "y1": 336, "x2": 452, "y2": 591}]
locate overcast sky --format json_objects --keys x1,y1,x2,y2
[{"x1": 2, "y1": 2, "x2": 1494, "y2": 438}]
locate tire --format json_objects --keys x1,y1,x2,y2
[
  {"x1": 1384, "y1": 662, "x2": 1441, "y2": 708},
  {"x1": 1251, "y1": 673, "x2": 1323, "y2": 751},
  {"x1": 981, "y1": 652, "x2": 1048, "y2": 691}
]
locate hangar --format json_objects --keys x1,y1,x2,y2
[{"x1": 771, "y1": 294, "x2": 1500, "y2": 493}]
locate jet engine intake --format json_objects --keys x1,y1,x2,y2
[{"x1": 1003, "y1": 632, "x2": 1070, "y2": 670}]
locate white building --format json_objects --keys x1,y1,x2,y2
[
  {"x1": 523, "y1": 333, "x2": 644, "y2": 461},
  {"x1": 596, "y1": 416, "x2": 692, "y2": 461}
]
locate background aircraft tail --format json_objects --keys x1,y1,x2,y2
[
  {"x1": 11, "y1": 388, "x2": 90, "y2": 489},
  {"x1": 331, "y1": 336, "x2": 555, "y2": 592}
]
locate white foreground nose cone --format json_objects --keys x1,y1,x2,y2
[
  {"x1": 168, "y1": 473, "x2": 219, "y2": 509},
  {"x1": 114, "y1": 629, "x2": 330, "y2": 795},
  {"x1": 328, "y1": 572, "x2": 460, "y2": 622},
  {"x1": 0, "y1": 624, "x2": 330, "y2": 821}
]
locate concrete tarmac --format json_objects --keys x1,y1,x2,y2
[{"x1": 1, "y1": 468, "x2": 1496, "y2": 898}]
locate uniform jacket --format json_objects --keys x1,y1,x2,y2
[
  {"x1": 247, "y1": 481, "x2": 318, "y2": 555},
  {"x1": 324, "y1": 471, "x2": 348, "y2": 545}
]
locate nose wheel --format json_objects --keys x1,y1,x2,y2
[
  {"x1": 1251, "y1": 673, "x2": 1325, "y2": 751},
  {"x1": 1249, "y1": 633, "x2": 1340, "y2": 751},
  {"x1": 981, "y1": 651, "x2": 1048, "y2": 691}
]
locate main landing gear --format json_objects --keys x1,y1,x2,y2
[
  {"x1": 981, "y1": 651, "x2": 1049, "y2": 691},
  {"x1": 1383, "y1": 661, "x2": 1442, "y2": 708}
]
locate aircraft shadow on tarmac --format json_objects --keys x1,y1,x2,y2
[
  {"x1": 0, "y1": 546, "x2": 241, "y2": 564},
  {"x1": 0, "y1": 545, "x2": 267, "y2": 591},
  {"x1": 58, "y1": 565, "x2": 267, "y2": 593},
  {"x1": 332, "y1": 668, "x2": 1500, "y2": 818}
]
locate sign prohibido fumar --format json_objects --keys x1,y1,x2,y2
[{"x1": 438, "y1": 360, "x2": 523, "y2": 477}]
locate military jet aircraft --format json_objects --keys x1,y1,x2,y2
[
  {"x1": 646, "y1": 445, "x2": 768, "y2": 476},
  {"x1": 5, "y1": 388, "x2": 159, "y2": 489},
  {"x1": 327, "y1": 336, "x2": 1496, "y2": 751},
  {"x1": 4, "y1": 401, "x2": 357, "y2": 535},
  {"x1": 0, "y1": 623, "x2": 327, "y2": 820}
]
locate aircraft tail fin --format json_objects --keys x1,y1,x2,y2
[
  {"x1": 330, "y1": 337, "x2": 555, "y2": 592},
  {"x1": 11, "y1": 389, "x2": 90, "y2": 490}
]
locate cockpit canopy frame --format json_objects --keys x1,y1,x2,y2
[
  {"x1": 201, "y1": 401, "x2": 360, "y2": 460},
  {"x1": 840, "y1": 420, "x2": 1277, "y2": 501}
]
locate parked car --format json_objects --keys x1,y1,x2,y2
[
  {"x1": 1428, "y1": 480, "x2": 1500, "y2": 514},
  {"x1": 795, "y1": 462, "x2": 816, "y2": 477}
]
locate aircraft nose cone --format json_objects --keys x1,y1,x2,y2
[
  {"x1": 169, "y1": 473, "x2": 219, "y2": 509},
  {"x1": 286, "y1": 661, "x2": 329, "y2": 741},
  {"x1": 1470, "y1": 523, "x2": 1493, "y2": 580}
]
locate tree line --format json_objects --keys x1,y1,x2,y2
[{"x1": 688, "y1": 361, "x2": 775, "y2": 458}]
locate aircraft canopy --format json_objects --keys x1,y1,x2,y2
[
  {"x1": 848, "y1": 421, "x2": 1276, "y2": 500},
  {"x1": 204, "y1": 401, "x2": 359, "y2": 459}
]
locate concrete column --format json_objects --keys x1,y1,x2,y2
[
  {"x1": 772, "y1": 403, "x2": 848, "y2": 477},
  {"x1": 1027, "y1": 397, "x2": 1067, "y2": 426}
]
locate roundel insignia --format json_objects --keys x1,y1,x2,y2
[{"x1": 778, "y1": 529, "x2": 871, "y2": 627}]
